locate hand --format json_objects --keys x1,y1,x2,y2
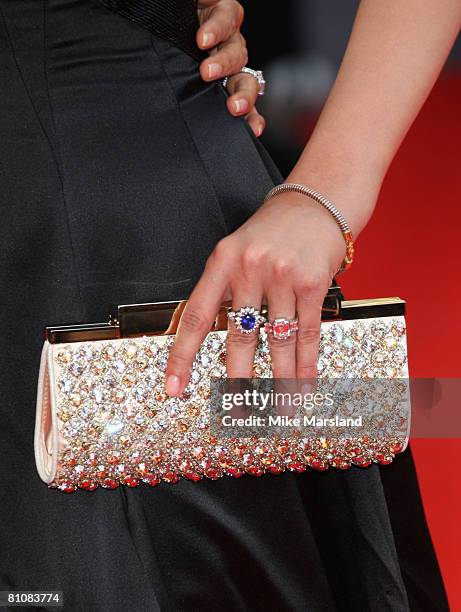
[
  {"x1": 197, "y1": 0, "x2": 266, "y2": 137},
  {"x1": 164, "y1": 192, "x2": 348, "y2": 397}
]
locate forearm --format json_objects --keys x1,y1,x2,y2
[{"x1": 287, "y1": 0, "x2": 461, "y2": 235}]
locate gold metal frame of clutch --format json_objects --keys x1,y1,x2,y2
[{"x1": 44, "y1": 281, "x2": 405, "y2": 344}]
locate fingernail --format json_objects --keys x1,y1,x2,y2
[
  {"x1": 255, "y1": 124, "x2": 263, "y2": 137},
  {"x1": 301, "y1": 383, "x2": 312, "y2": 396},
  {"x1": 234, "y1": 99, "x2": 249, "y2": 114},
  {"x1": 166, "y1": 374, "x2": 181, "y2": 396},
  {"x1": 202, "y1": 32, "x2": 216, "y2": 48},
  {"x1": 207, "y1": 63, "x2": 222, "y2": 79}
]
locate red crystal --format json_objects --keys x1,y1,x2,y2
[
  {"x1": 331, "y1": 458, "x2": 351, "y2": 470},
  {"x1": 79, "y1": 479, "x2": 98, "y2": 491},
  {"x1": 274, "y1": 322, "x2": 290, "y2": 335},
  {"x1": 287, "y1": 462, "x2": 306, "y2": 473},
  {"x1": 226, "y1": 467, "x2": 244, "y2": 478},
  {"x1": 184, "y1": 472, "x2": 202, "y2": 482},
  {"x1": 123, "y1": 476, "x2": 140, "y2": 487},
  {"x1": 143, "y1": 474, "x2": 160, "y2": 487},
  {"x1": 59, "y1": 480, "x2": 76, "y2": 493},
  {"x1": 204, "y1": 467, "x2": 221, "y2": 480},
  {"x1": 310, "y1": 459, "x2": 328, "y2": 471},
  {"x1": 267, "y1": 465, "x2": 285, "y2": 475},
  {"x1": 376, "y1": 454, "x2": 393, "y2": 465},
  {"x1": 163, "y1": 472, "x2": 179, "y2": 484},
  {"x1": 246, "y1": 466, "x2": 264, "y2": 476},
  {"x1": 101, "y1": 478, "x2": 118, "y2": 489},
  {"x1": 352, "y1": 457, "x2": 372, "y2": 468},
  {"x1": 96, "y1": 465, "x2": 107, "y2": 478}
]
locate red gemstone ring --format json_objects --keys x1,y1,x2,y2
[{"x1": 264, "y1": 317, "x2": 299, "y2": 340}]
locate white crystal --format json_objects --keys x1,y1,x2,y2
[
  {"x1": 92, "y1": 387, "x2": 105, "y2": 404},
  {"x1": 105, "y1": 418, "x2": 125, "y2": 436}
]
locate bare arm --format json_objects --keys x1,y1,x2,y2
[
  {"x1": 287, "y1": 0, "x2": 461, "y2": 235},
  {"x1": 166, "y1": 1, "x2": 461, "y2": 394}
]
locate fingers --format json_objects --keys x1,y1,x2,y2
[
  {"x1": 225, "y1": 71, "x2": 257, "y2": 113},
  {"x1": 164, "y1": 243, "x2": 229, "y2": 397},
  {"x1": 225, "y1": 73, "x2": 265, "y2": 136},
  {"x1": 266, "y1": 285, "x2": 297, "y2": 380},
  {"x1": 225, "y1": 282, "x2": 263, "y2": 379},
  {"x1": 295, "y1": 281, "x2": 329, "y2": 383},
  {"x1": 199, "y1": 31, "x2": 248, "y2": 82},
  {"x1": 198, "y1": 0, "x2": 246, "y2": 81},
  {"x1": 243, "y1": 108, "x2": 266, "y2": 137},
  {"x1": 197, "y1": 0, "x2": 244, "y2": 48},
  {"x1": 196, "y1": 0, "x2": 265, "y2": 135}
]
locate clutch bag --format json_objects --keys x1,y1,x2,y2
[{"x1": 35, "y1": 282, "x2": 410, "y2": 493}]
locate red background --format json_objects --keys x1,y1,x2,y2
[{"x1": 340, "y1": 72, "x2": 461, "y2": 609}]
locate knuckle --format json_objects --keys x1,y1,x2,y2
[
  {"x1": 271, "y1": 258, "x2": 295, "y2": 282},
  {"x1": 219, "y1": 52, "x2": 232, "y2": 76},
  {"x1": 268, "y1": 335, "x2": 297, "y2": 350},
  {"x1": 240, "y1": 45, "x2": 249, "y2": 67},
  {"x1": 180, "y1": 308, "x2": 209, "y2": 335},
  {"x1": 226, "y1": 329, "x2": 258, "y2": 347},
  {"x1": 298, "y1": 271, "x2": 330, "y2": 296},
  {"x1": 212, "y1": 237, "x2": 233, "y2": 263},
  {"x1": 232, "y1": 72, "x2": 249, "y2": 91},
  {"x1": 228, "y1": 1, "x2": 244, "y2": 29},
  {"x1": 241, "y1": 246, "x2": 267, "y2": 271},
  {"x1": 297, "y1": 326, "x2": 320, "y2": 344},
  {"x1": 298, "y1": 365, "x2": 318, "y2": 378}
]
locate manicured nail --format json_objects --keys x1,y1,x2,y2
[
  {"x1": 207, "y1": 63, "x2": 222, "y2": 79},
  {"x1": 166, "y1": 374, "x2": 181, "y2": 396},
  {"x1": 234, "y1": 99, "x2": 249, "y2": 114},
  {"x1": 301, "y1": 383, "x2": 312, "y2": 396},
  {"x1": 201, "y1": 32, "x2": 216, "y2": 48}
]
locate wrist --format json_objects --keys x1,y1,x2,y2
[
  {"x1": 284, "y1": 129, "x2": 389, "y2": 237},
  {"x1": 285, "y1": 161, "x2": 381, "y2": 238}
]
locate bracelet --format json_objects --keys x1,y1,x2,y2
[{"x1": 264, "y1": 183, "x2": 355, "y2": 274}]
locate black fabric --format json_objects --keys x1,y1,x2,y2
[
  {"x1": 0, "y1": 1, "x2": 448, "y2": 611},
  {"x1": 96, "y1": 0, "x2": 207, "y2": 62}
]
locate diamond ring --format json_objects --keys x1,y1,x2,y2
[
  {"x1": 227, "y1": 306, "x2": 266, "y2": 335},
  {"x1": 222, "y1": 67, "x2": 266, "y2": 96}
]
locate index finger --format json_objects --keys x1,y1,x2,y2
[{"x1": 164, "y1": 254, "x2": 229, "y2": 397}]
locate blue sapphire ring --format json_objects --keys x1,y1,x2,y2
[{"x1": 227, "y1": 306, "x2": 266, "y2": 335}]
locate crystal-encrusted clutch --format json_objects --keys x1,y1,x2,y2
[{"x1": 35, "y1": 283, "x2": 410, "y2": 493}]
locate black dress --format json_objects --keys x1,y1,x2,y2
[{"x1": 0, "y1": 1, "x2": 448, "y2": 610}]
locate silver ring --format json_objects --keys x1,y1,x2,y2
[
  {"x1": 227, "y1": 306, "x2": 266, "y2": 335},
  {"x1": 222, "y1": 67, "x2": 266, "y2": 96}
]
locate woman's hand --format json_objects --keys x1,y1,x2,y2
[
  {"x1": 164, "y1": 192, "x2": 348, "y2": 397},
  {"x1": 197, "y1": 0, "x2": 265, "y2": 137}
]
